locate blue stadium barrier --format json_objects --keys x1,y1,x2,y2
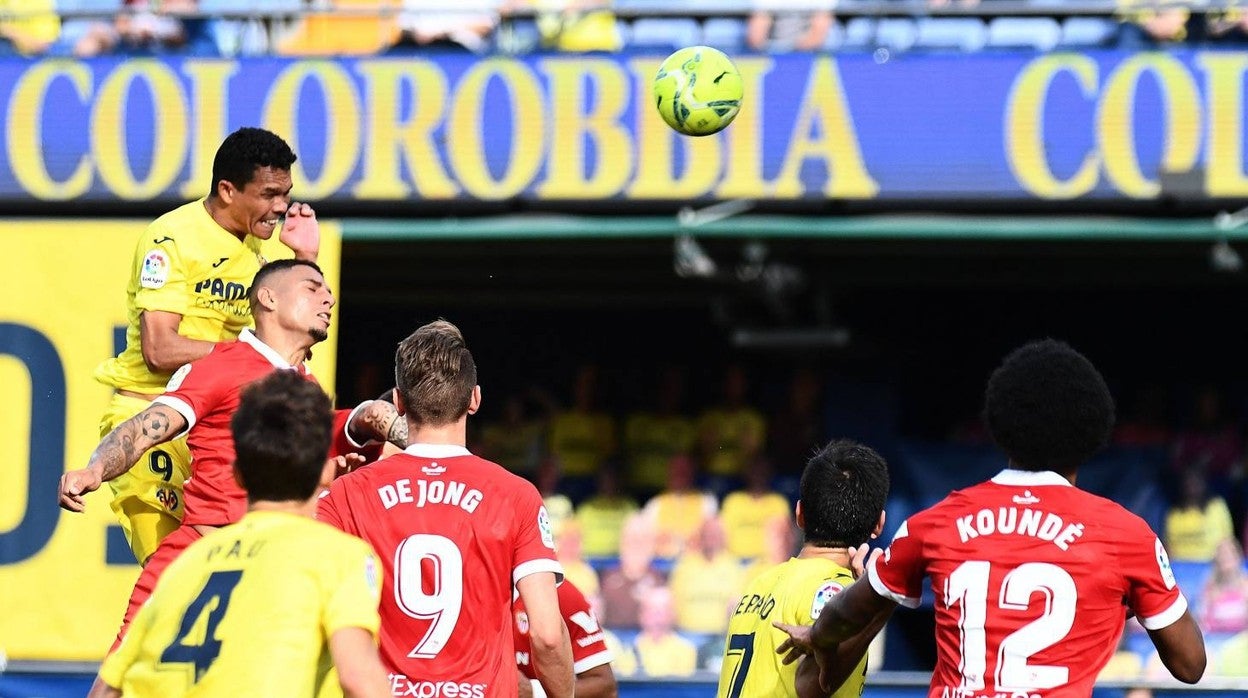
[
  {"x1": 701, "y1": 17, "x2": 747, "y2": 54},
  {"x1": 914, "y1": 18, "x2": 988, "y2": 52},
  {"x1": 629, "y1": 18, "x2": 702, "y2": 52},
  {"x1": 1060, "y1": 16, "x2": 1120, "y2": 47},
  {"x1": 985, "y1": 17, "x2": 1063, "y2": 51}
]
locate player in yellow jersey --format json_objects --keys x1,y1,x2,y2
[
  {"x1": 90, "y1": 371, "x2": 389, "y2": 698},
  {"x1": 717, "y1": 440, "x2": 889, "y2": 698},
  {"x1": 94, "y1": 127, "x2": 320, "y2": 564}
]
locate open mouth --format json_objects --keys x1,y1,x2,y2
[
  {"x1": 317, "y1": 312, "x2": 331, "y2": 324},
  {"x1": 258, "y1": 217, "x2": 283, "y2": 231}
]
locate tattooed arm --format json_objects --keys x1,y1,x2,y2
[
  {"x1": 58, "y1": 404, "x2": 187, "y2": 512},
  {"x1": 347, "y1": 399, "x2": 410, "y2": 449}
]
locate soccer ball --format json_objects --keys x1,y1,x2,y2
[{"x1": 653, "y1": 46, "x2": 743, "y2": 137}]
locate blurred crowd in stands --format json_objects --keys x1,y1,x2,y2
[
  {"x1": 3, "y1": 1, "x2": 1248, "y2": 58},
  {"x1": 353, "y1": 359, "x2": 1248, "y2": 679}
]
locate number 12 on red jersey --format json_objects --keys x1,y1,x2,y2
[{"x1": 944, "y1": 561, "x2": 1076, "y2": 693}]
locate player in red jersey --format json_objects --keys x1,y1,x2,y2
[
  {"x1": 318, "y1": 320, "x2": 574, "y2": 698},
  {"x1": 59, "y1": 259, "x2": 405, "y2": 650},
  {"x1": 514, "y1": 579, "x2": 616, "y2": 698},
  {"x1": 777, "y1": 340, "x2": 1206, "y2": 697}
]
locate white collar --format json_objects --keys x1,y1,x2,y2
[
  {"x1": 991, "y1": 469, "x2": 1073, "y2": 487},
  {"x1": 404, "y1": 444, "x2": 472, "y2": 458},
  {"x1": 239, "y1": 328, "x2": 302, "y2": 371}
]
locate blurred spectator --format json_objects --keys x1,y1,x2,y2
[
  {"x1": 742, "y1": 514, "x2": 798, "y2": 584},
  {"x1": 668, "y1": 517, "x2": 746, "y2": 635},
  {"x1": 632, "y1": 586, "x2": 698, "y2": 678},
  {"x1": 1171, "y1": 386, "x2": 1242, "y2": 491},
  {"x1": 1116, "y1": 0, "x2": 1191, "y2": 45},
  {"x1": 555, "y1": 520, "x2": 601, "y2": 597},
  {"x1": 1198, "y1": 538, "x2": 1248, "y2": 635},
  {"x1": 641, "y1": 454, "x2": 717, "y2": 559},
  {"x1": 1216, "y1": 629, "x2": 1248, "y2": 676},
  {"x1": 746, "y1": 0, "x2": 833, "y2": 53},
  {"x1": 0, "y1": 0, "x2": 58, "y2": 55},
  {"x1": 277, "y1": 0, "x2": 400, "y2": 56},
  {"x1": 697, "y1": 634, "x2": 726, "y2": 673},
  {"x1": 536, "y1": 458, "x2": 574, "y2": 541},
  {"x1": 1113, "y1": 385, "x2": 1172, "y2": 447},
  {"x1": 510, "y1": 0, "x2": 621, "y2": 53},
  {"x1": 74, "y1": 0, "x2": 203, "y2": 57},
  {"x1": 599, "y1": 514, "x2": 665, "y2": 628},
  {"x1": 549, "y1": 364, "x2": 616, "y2": 500},
  {"x1": 479, "y1": 394, "x2": 545, "y2": 479},
  {"x1": 720, "y1": 461, "x2": 791, "y2": 561},
  {"x1": 1165, "y1": 470, "x2": 1235, "y2": 562},
  {"x1": 767, "y1": 366, "x2": 824, "y2": 478},
  {"x1": 390, "y1": 0, "x2": 499, "y2": 53},
  {"x1": 624, "y1": 367, "x2": 695, "y2": 498},
  {"x1": 576, "y1": 467, "x2": 639, "y2": 559},
  {"x1": 602, "y1": 627, "x2": 637, "y2": 677},
  {"x1": 1097, "y1": 633, "x2": 1143, "y2": 682},
  {"x1": 697, "y1": 364, "x2": 766, "y2": 496}
]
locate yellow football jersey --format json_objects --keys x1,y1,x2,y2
[
  {"x1": 95, "y1": 199, "x2": 291, "y2": 395},
  {"x1": 716, "y1": 557, "x2": 866, "y2": 698},
  {"x1": 100, "y1": 511, "x2": 381, "y2": 697}
]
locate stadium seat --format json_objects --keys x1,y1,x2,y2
[
  {"x1": 1060, "y1": 17, "x2": 1119, "y2": 48},
  {"x1": 986, "y1": 17, "x2": 1062, "y2": 51},
  {"x1": 838, "y1": 17, "x2": 876, "y2": 51},
  {"x1": 495, "y1": 18, "x2": 542, "y2": 55},
  {"x1": 701, "y1": 17, "x2": 746, "y2": 54},
  {"x1": 874, "y1": 18, "x2": 918, "y2": 53},
  {"x1": 914, "y1": 18, "x2": 987, "y2": 52},
  {"x1": 629, "y1": 17, "x2": 701, "y2": 52}
]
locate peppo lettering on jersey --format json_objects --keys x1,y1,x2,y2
[
  {"x1": 954, "y1": 506, "x2": 1085, "y2": 551},
  {"x1": 388, "y1": 674, "x2": 487, "y2": 698},
  {"x1": 732, "y1": 593, "x2": 776, "y2": 619},
  {"x1": 377, "y1": 478, "x2": 484, "y2": 514}
]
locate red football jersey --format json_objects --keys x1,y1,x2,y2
[
  {"x1": 869, "y1": 470, "x2": 1187, "y2": 698},
  {"x1": 318, "y1": 445, "x2": 562, "y2": 698},
  {"x1": 514, "y1": 579, "x2": 611, "y2": 680},
  {"x1": 154, "y1": 329, "x2": 374, "y2": 526}
]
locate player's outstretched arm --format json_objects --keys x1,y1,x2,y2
[
  {"x1": 777, "y1": 579, "x2": 897, "y2": 693},
  {"x1": 329, "y1": 626, "x2": 391, "y2": 698},
  {"x1": 1148, "y1": 609, "x2": 1206, "y2": 684},
  {"x1": 58, "y1": 404, "x2": 187, "y2": 512},
  {"x1": 517, "y1": 572, "x2": 575, "y2": 698},
  {"x1": 139, "y1": 311, "x2": 216, "y2": 373},
  {"x1": 574, "y1": 664, "x2": 618, "y2": 698},
  {"x1": 279, "y1": 202, "x2": 320, "y2": 261},
  {"x1": 347, "y1": 399, "x2": 410, "y2": 449}
]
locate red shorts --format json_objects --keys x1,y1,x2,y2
[{"x1": 110, "y1": 524, "x2": 203, "y2": 653}]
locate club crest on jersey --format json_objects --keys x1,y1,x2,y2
[
  {"x1": 811, "y1": 580, "x2": 843, "y2": 620},
  {"x1": 165, "y1": 362, "x2": 192, "y2": 391},
  {"x1": 140, "y1": 250, "x2": 170, "y2": 288},
  {"x1": 538, "y1": 507, "x2": 555, "y2": 549},
  {"x1": 516, "y1": 610, "x2": 529, "y2": 634},
  {"x1": 1155, "y1": 538, "x2": 1176, "y2": 590},
  {"x1": 422, "y1": 462, "x2": 447, "y2": 476}
]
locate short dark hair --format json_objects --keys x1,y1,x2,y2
[
  {"x1": 799, "y1": 439, "x2": 890, "y2": 548},
  {"x1": 395, "y1": 320, "x2": 477, "y2": 427},
  {"x1": 231, "y1": 370, "x2": 333, "y2": 503},
  {"x1": 247, "y1": 258, "x2": 324, "y2": 313},
  {"x1": 984, "y1": 339, "x2": 1115, "y2": 473},
  {"x1": 210, "y1": 127, "x2": 296, "y2": 195}
]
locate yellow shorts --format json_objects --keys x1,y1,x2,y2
[{"x1": 99, "y1": 393, "x2": 191, "y2": 565}]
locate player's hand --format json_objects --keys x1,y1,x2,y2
[
  {"x1": 848, "y1": 543, "x2": 882, "y2": 580},
  {"x1": 776, "y1": 622, "x2": 838, "y2": 693},
  {"x1": 279, "y1": 202, "x2": 320, "y2": 261},
  {"x1": 774, "y1": 622, "x2": 815, "y2": 665},
  {"x1": 58, "y1": 468, "x2": 103, "y2": 512},
  {"x1": 331, "y1": 453, "x2": 367, "y2": 478}
]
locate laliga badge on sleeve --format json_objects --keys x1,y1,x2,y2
[
  {"x1": 538, "y1": 506, "x2": 555, "y2": 549},
  {"x1": 140, "y1": 250, "x2": 171, "y2": 289},
  {"x1": 1155, "y1": 538, "x2": 1176, "y2": 590},
  {"x1": 811, "y1": 580, "x2": 843, "y2": 620}
]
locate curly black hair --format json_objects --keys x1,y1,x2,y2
[
  {"x1": 800, "y1": 439, "x2": 890, "y2": 548},
  {"x1": 984, "y1": 339, "x2": 1115, "y2": 473},
  {"x1": 210, "y1": 127, "x2": 297, "y2": 195}
]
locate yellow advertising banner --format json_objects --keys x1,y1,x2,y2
[{"x1": 0, "y1": 219, "x2": 341, "y2": 661}]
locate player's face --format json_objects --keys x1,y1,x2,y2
[
  {"x1": 233, "y1": 166, "x2": 293, "y2": 240},
  {"x1": 277, "y1": 268, "x2": 335, "y2": 342}
]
